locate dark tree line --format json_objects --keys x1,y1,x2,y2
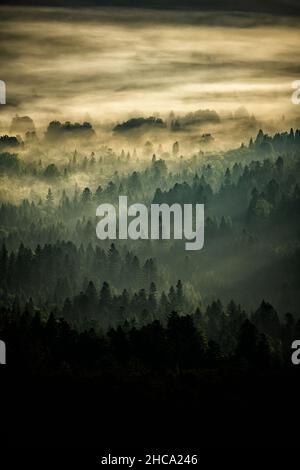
[
  {"x1": 1, "y1": 296, "x2": 298, "y2": 376},
  {"x1": 0, "y1": 241, "x2": 158, "y2": 303}
]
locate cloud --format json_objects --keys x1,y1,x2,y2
[
  {"x1": 2, "y1": 1, "x2": 300, "y2": 17},
  {"x1": 0, "y1": 5, "x2": 299, "y2": 122}
]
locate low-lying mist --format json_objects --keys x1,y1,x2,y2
[{"x1": 0, "y1": 5, "x2": 299, "y2": 126}]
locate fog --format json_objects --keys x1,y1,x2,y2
[{"x1": 0, "y1": 5, "x2": 299, "y2": 128}]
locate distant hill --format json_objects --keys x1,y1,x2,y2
[
  {"x1": 0, "y1": 135, "x2": 22, "y2": 151},
  {"x1": 113, "y1": 117, "x2": 166, "y2": 133},
  {"x1": 45, "y1": 120, "x2": 95, "y2": 141},
  {"x1": 10, "y1": 115, "x2": 35, "y2": 135},
  {"x1": 174, "y1": 109, "x2": 220, "y2": 129}
]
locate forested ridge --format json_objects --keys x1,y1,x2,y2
[{"x1": 0, "y1": 127, "x2": 300, "y2": 379}]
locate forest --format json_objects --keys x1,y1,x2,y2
[
  {"x1": 1, "y1": 113, "x2": 300, "y2": 449},
  {"x1": 0, "y1": 118, "x2": 299, "y2": 357}
]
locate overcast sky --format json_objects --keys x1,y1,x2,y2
[{"x1": 0, "y1": 5, "x2": 299, "y2": 123}]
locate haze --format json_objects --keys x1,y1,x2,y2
[{"x1": 0, "y1": 5, "x2": 299, "y2": 125}]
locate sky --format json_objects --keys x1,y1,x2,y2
[
  {"x1": 0, "y1": 5, "x2": 299, "y2": 124},
  {"x1": 2, "y1": 1, "x2": 300, "y2": 15}
]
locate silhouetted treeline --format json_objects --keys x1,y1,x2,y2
[
  {"x1": 45, "y1": 120, "x2": 95, "y2": 141},
  {"x1": 1, "y1": 296, "x2": 298, "y2": 376},
  {"x1": 114, "y1": 117, "x2": 166, "y2": 132}
]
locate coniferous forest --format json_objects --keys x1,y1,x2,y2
[{"x1": 1, "y1": 0, "x2": 300, "y2": 453}]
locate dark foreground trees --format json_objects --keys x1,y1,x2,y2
[{"x1": 0, "y1": 300, "x2": 296, "y2": 376}]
